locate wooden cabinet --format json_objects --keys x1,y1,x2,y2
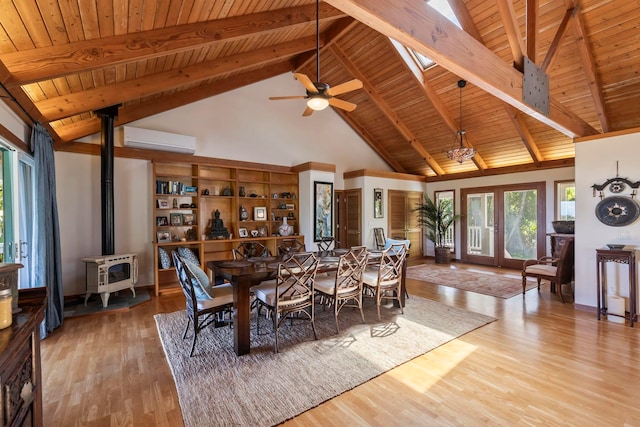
[
  {"x1": 152, "y1": 162, "x2": 302, "y2": 295},
  {"x1": 0, "y1": 284, "x2": 46, "y2": 427}
]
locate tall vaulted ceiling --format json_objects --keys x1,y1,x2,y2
[{"x1": 0, "y1": 0, "x2": 638, "y2": 180}]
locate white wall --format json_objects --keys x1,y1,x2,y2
[
  {"x1": 0, "y1": 102, "x2": 30, "y2": 145},
  {"x1": 575, "y1": 131, "x2": 640, "y2": 308}
]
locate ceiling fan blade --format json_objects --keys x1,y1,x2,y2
[
  {"x1": 294, "y1": 73, "x2": 318, "y2": 93},
  {"x1": 269, "y1": 96, "x2": 307, "y2": 100},
  {"x1": 326, "y1": 79, "x2": 363, "y2": 96},
  {"x1": 328, "y1": 97, "x2": 357, "y2": 112},
  {"x1": 302, "y1": 106, "x2": 314, "y2": 117}
]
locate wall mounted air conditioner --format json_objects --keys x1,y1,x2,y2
[{"x1": 123, "y1": 126, "x2": 196, "y2": 154}]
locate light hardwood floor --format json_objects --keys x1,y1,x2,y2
[{"x1": 41, "y1": 260, "x2": 640, "y2": 426}]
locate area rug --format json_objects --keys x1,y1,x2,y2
[
  {"x1": 406, "y1": 264, "x2": 537, "y2": 298},
  {"x1": 64, "y1": 289, "x2": 150, "y2": 318},
  {"x1": 155, "y1": 296, "x2": 495, "y2": 427}
]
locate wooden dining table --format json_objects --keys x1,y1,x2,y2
[{"x1": 207, "y1": 250, "x2": 401, "y2": 356}]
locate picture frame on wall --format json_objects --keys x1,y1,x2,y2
[
  {"x1": 314, "y1": 181, "x2": 333, "y2": 242},
  {"x1": 374, "y1": 188, "x2": 383, "y2": 218},
  {"x1": 157, "y1": 231, "x2": 171, "y2": 243},
  {"x1": 254, "y1": 206, "x2": 267, "y2": 221}
]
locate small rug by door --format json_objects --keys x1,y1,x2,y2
[
  {"x1": 155, "y1": 296, "x2": 495, "y2": 427},
  {"x1": 406, "y1": 263, "x2": 537, "y2": 298}
]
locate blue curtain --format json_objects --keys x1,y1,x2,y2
[{"x1": 31, "y1": 123, "x2": 64, "y2": 337}]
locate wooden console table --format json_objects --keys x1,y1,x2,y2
[{"x1": 596, "y1": 248, "x2": 637, "y2": 326}]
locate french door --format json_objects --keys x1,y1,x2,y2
[
  {"x1": 0, "y1": 146, "x2": 36, "y2": 289},
  {"x1": 461, "y1": 182, "x2": 545, "y2": 269}
]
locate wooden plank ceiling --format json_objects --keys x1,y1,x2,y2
[{"x1": 0, "y1": 0, "x2": 638, "y2": 179}]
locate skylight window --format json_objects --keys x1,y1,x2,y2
[{"x1": 408, "y1": 0, "x2": 462, "y2": 70}]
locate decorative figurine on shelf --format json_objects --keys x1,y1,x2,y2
[
  {"x1": 279, "y1": 217, "x2": 293, "y2": 236},
  {"x1": 208, "y1": 209, "x2": 229, "y2": 239},
  {"x1": 172, "y1": 198, "x2": 178, "y2": 208},
  {"x1": 240, "y1": 205, "x2": 249, "y2": 221},
  {"x1": 239, "y1": 186, "x2": 246, "y2": 197}
]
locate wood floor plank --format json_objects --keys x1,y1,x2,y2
[{"x1": 40, "y1": 260, "x2": 640, "y2": 425}]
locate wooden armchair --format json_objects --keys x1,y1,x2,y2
[{"x1": 522, "y1": 237, "x2": 575, "y2": 302}]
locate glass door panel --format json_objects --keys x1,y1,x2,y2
[
  {"x1": 503, "y1": 189, "x2": 538, "y2": 261},
  {"x1": 464, "y1": 192, "x2": 495, "y2": 264}
]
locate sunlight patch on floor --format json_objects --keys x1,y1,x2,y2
[{"x1": 386, "y1": 339, "x2": 477, "y2": 393}]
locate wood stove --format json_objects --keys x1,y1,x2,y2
[{"x1": 82, "y1": 254, "x2": 137, "y2": 307}]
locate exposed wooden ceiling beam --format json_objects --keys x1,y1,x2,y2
[
  {"x1": 526, "y1": 0, "x2": 538, "y2": 62},
  {"x1": 496, "y1": 0, "x2": 526, "y2": 70},
  {"x1": 0, "y1": 3, "x2": 346, "y2": 86},
  {"x1": 504, "y1": 105, "x2": 543, "y2": 165},
  {"x1": 38, "y1": 36, "x2": 319, "y2": 122},
  {"x1": 570, "y1": 6, "x2": 610, "y2": 132},
  {"x1": 333, "y1": 109, "x2": 407, "y2": 173},
  {"x1": 330, "y1": 44, "x2": 445, "y2": 176},
  {"x1": 294, "y1": 17, "x2": 358, "y2": 73},
  {"x1": 52, "y1": 62, "x2": 292, "y2": 143},
  {"x1": 325, "y1": 0, "x2": 598, "y2": 138},
  {"x1": 540, "y1": 6, "x2": 577, "y2": 72},
  {"x1": 389, "y1": 38, "x2": 488, "y2": 171}
]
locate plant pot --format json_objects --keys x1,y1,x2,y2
[{"x1": 434, "y1": 247, "x2": 451, "y2": 264}]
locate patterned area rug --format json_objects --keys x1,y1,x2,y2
[
  {"x1": 406, "y1": 264, "x2": 538, "y2": 298},
  {"x1": 155, "y1": 296, "x2": 495, "y2": 427}
]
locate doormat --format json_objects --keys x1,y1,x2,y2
[{"x1": 64, "y1": 289, "x2": 150, "y2": 318}]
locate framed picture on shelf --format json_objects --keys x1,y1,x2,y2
[
  {"x1": 314, "y1": 181, "x2": 333, "y2": 242},
  {"x1": 157, "y1": 198, "x2": 169, "y2": 209},
  {"x1": 285, "y1": 203, "x2": 295, "y2": 210},
  {"x1": 254, "y1": 206, "x2": 267, "y2": 221},
  {"x1": 170, "y1": 213, "x2": 183, "y2": 226},
  {"x1": 374, "y1": 188, "x2": 383, "y2": 218},
  {"x1": 182, "y1": 214, "x2": 194, "y2": 226},
  {"x1": 239, "y1": 227, "x2": 249, "y2": 238},
  {"x1": 157, "y1": 231, "x2": 171, "y2": 243},
  {"x1": 156, "y1": 216, "x2": 169, "y2": 226}
]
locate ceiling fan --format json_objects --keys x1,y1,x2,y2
[{"x1": 269, "y1": 0, "x2": 363, "y2": 116}]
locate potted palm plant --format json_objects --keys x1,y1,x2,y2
[{"x1": 414, "y1": 196, "x2": 459, "y2": 263}]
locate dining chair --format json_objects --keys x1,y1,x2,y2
[
  {"x1": 172, "y1": 251, "x2": 234, "y2": 356},
  {"x1": 232, "y1": 241, "x2": 271, "y2": 260},
  {"x1": 277, "y1": 238, "x2": 305, "y2": 256},
  {"x1": 362, "y1": 243, "x2": 408, "y2": 320},
  {"x1": 317, "y1": 236, "x2": 339, "y2": 256},
  {"x1": 373, "y1": 228, "x2": 386, "y2": 250},
  {"x1": 252, "y1": 252, "x2": 320, "y2": 353},
  {"x1": 314, "y1": 246, "x2": 369, "y2": 333},
  {"x1": 522, "y1": 237, "x2": 575, "y2": 302}
]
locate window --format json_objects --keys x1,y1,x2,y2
[
  {"x1": 435, "y1": 190, "x2": 455, "y2": 251},
  {"x1": 555, "y1": 181, "x2": 575, "y2": 220}
]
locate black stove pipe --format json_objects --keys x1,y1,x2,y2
[{"x1": 94, "y1": 105, "x2": 121, "y2": 256}]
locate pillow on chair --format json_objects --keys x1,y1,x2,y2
[
  {"x1": 183, "y1": 259, "x2": 215, "y2": 299},
  {"x1": 383, "y1": 238, "x2": 411, "y2": 255},
  {"x1": 178, "y1": 246, "x2": 200, "y2": 264}
]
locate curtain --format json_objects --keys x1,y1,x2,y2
[{"x1": 31, "y1": 123, "x2": 64, "y2": 337}]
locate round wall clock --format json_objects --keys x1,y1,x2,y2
[{"x1": 595, "y1": 196, "x2": 640, "y2": 226}]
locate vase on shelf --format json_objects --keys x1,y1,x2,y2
[
  {"x1": 279, "y1": 217, "x2": 293, "y2": 236},
  {"x1": 239, "y1": 205, "x2": 249, "y2": 221}
]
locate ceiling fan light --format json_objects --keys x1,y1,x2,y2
[{"x1": 307, "y1": 96, "x2": 329, "y2": 111}]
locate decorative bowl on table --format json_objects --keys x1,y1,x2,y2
[
  {"x1": 551, "y1": 220, "x2": 575, "y2": 234},
  {"x1": 606, "y1": 244, "x2": 625, "y2": 250}
]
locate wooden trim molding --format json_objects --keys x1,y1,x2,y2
[
  {"x1": 575, "y1": 126, "x2": 640, "y2": 143},
  {"x1": 292, "y1": 162, "x2": 336, "y2": 173},
  {"x1": 0, "y1": 122, "x2": 29, "y2": 153},
  {"x1": 343, "y1": 169, "x2": 428, "y2": 182}
]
